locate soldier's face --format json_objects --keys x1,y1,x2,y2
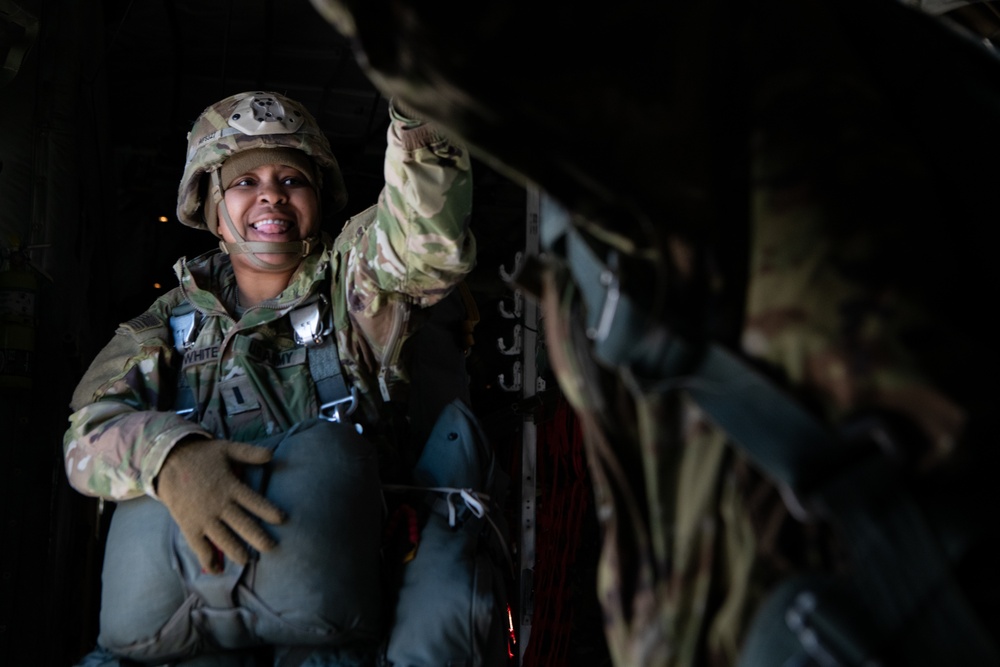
[{"x1": 218, "y1": 163, "x2": 319, "y2": 266}]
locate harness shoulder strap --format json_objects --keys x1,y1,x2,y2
[
  {"x1": 297, "y1": 300, "x2": 357, "y2": 422},
  {"x1": 169, "y1": 298, "x2": 357, "y2": 423},
  {"x1": 168, "y1": 301, "x2": 200, "y2": 415}
]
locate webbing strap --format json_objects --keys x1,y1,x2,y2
[
  {"x1": 741, "y1": 457, "x2": 998, "y2": 666},
  {"x1": 676, "y1": 344, "x2": 844, "y2": 494},
  {"x1": 170, "y1": 299, "x2": 355, "y2": 422},
  {"x1": 546, "y1": 193, "x2": 847, "y2": 495},
  {"x1": 170, "y1": 302, "x2": 199, "y2": 416},
  {"x1": 307, "y1": 333, "x2": 357, "y2": 422}
]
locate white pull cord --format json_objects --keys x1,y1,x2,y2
[
  {"x1": 382, "y1": 483, "x2": 514, "y2": 578},
  {"x1": 383, "y1": 484, "x2": 490, "y2": 527}
]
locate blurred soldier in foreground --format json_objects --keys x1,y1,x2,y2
[{"x1": 307, "y1": 0, "x2": 1000, "y2": 665}]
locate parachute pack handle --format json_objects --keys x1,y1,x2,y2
[
  {"x1": 383, "y1": 484, "x2": 489, "y2": 528},
  {"x1": 540, "y1": 194, "x2": 1000, "y2": 665},
  {"x1": 383, "y1": 482, "x2": 515, "y2": 580}
]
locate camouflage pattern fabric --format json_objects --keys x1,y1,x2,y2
[
  {"x1": 64, "y1": 108, "x2": 474, "y2": 501},
  {"x1": 518, "y1": 2, "x2": 996, "y2": 666}
]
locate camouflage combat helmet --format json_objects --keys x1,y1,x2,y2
[{"x1": 177, "y1": 91, "x2": 348, "y2": 271}]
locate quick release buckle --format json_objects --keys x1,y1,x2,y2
[
  {"x1": 289, "y1": 298, "x2": 331, "y2": 346},
  {"x1": 319, "y1": 386, "x2": 359, "y2": 423},
  {"x1": 170, "y1": 309, "x2": 198, "y2": 351}
]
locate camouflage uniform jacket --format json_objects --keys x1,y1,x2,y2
[{"x1": 63, "y1": 112, "x2": 474, "y2": 501}]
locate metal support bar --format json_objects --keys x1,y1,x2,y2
[{"x1": 518, "y1": 184, "x2": 541, "y2": 664}]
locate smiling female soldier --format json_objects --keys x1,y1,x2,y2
[{"x1": 63, "y1": 90, "x2": 475, "y2": 667}]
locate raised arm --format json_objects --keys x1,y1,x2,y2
[{"x1": 353, "y1": 99, "x2": 475, "y2": 305}]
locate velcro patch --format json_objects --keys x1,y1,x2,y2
[
  {"x1": 219, "y1": 375, "x2": 261, "y2": 416},
  {"x1": 234, "y1": 335, "x2": 307, "y2": 368},
  {"x1": 118, "y1": 312, "x2": 170, "y2": 344},
  {"x1": 121, "y1": 312, "x2": 163, "y2": 334}
]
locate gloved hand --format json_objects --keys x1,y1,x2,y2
[{"x1": 155, "y1": 438, "x2": 286, "y2": 574}]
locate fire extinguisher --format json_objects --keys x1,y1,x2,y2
[{"x1": 0, "y1": 261, "x2": 37, "y2": 390}]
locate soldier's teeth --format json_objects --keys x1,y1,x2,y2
[{"x1": 251, "y1": 220, "x2": 290, "y2": 230}]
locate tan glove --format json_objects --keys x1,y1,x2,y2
[{"x1": 156, "y1": 438, "x2": 286, "y2": 574}]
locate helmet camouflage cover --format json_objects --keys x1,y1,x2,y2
[{"x1": 177, "y1": 91, "x2": 348, "y2": 233}]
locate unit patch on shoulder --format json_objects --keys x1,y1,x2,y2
[{"x1": 120, "y1": 312, "x2": 165, "y2": 335}]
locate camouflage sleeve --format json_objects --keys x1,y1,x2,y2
[
  {"x1": 741, "y1": 65, "x2": 967, "y2": 463},
  {"x1": 357, "y1": 101, "x2": 476, "y2": 307},
  {"x1": 63, "y1": 310, "x2": 212, "y2": 501},
  {"x1": 329, "y1": 105, "x2": 476, "y2": 407}
]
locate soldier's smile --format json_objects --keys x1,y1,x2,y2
[{"x1": 218, "y1": 163, "x2": 319, "y2": 262}]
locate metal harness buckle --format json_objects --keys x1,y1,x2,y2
[
  {"x1": 290, "y1": 298, "x2": 331, "y2": 346},
  {"x1": 319, "y1": 385, "x2": 359, "y2": 423},
  {"x1": 586, "y1": 250, "x2": 620, "y2": 343},
  {"x1": 170, "y1": 309, "x2": 198, "y2": 351}
]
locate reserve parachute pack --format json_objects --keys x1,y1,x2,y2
[
  {"x1": 97, "y1": 418, "x2": 384, "y2": 663},
  {"x1": 166, "y1": 285, "x2": 511, "y2": 666}
]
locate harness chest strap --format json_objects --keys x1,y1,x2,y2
[{"x1": 169, "y1": 299, "x2": 356, "y2": 423}]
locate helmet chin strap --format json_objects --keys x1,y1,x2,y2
[{"x1": 211, "y1": 170, "x2": 316, "y2": 273}]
